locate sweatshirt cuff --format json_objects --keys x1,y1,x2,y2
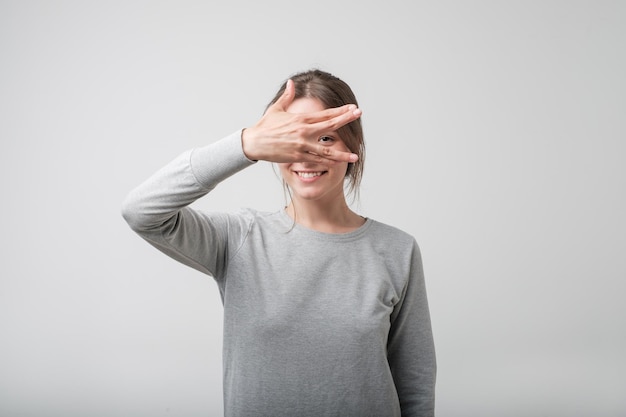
[{"x1": 190, "y1": 129, "x2": 257, "y2": 189}]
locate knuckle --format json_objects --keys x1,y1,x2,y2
[
  {"x1": 295, "y1": 114, "x2": 309, "y2": 124},
  {"x1": 296, "y1": 138, "x2": 308, "y2": 150},
  {"x1": 294, "y1": 126, "x2": 308, "y2": 138},
  {"x1": 326, "y1": 119, "x2": 340, "y2": 130}
]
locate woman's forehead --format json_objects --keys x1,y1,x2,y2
[{"x1": 285, "y1": 97, "x2": 326, "y2": 114}]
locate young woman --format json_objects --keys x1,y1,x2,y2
[{"x1": 122, "y1": 69, "x2": 436, "y2": 417}]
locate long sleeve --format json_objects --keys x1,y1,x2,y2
[
  {"x1": 121, "y1": 130, "x2": 256, "y2": 279},
  {"x1": 121, "y1": 130, "x2": 437, "y2": 417},
  {"x1": 387, "y1": 240, "x2": 437, "y2": 416}
]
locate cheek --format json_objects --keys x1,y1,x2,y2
[
  {"x1": 334, "y1": 162, "x2": 349, "y2": 178},
  {"x1": 334, "y1": 141, "x2": 351, "y2": 153}
]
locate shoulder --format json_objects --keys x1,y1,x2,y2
[
  {"x1": 366, "y1": 218, "x2": 419, "y2": 250},
  {"x1": 367, "y1": 218, "x2": 424, "y2": 267},
  {"x1": 234, "y1": 207, "x2": 278, "y2": 224},
  {"x1": 362, "y1": 219, "x2": 424, "y2": 293},
  {"x1": 229, "y1": 208, "x2": 287, "y2": 234}
]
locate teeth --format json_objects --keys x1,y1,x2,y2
[{"x1": 297, "y1": 172, "x2": 323, "y2": 178}]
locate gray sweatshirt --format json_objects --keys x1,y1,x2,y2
[{"x1": 121, "y1": 130, "x2": 436, "y2": 417}]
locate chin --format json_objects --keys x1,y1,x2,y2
[{"x1": 291, "y1": 191, "x2": 325, "y2": 201}]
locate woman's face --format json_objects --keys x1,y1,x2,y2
[{"x1": 279, "y1": 97, "x2": 350, "y2": 204}]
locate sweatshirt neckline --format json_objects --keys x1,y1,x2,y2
[{"x1": 276, "y1": 208, "x2": 373, "y2": 241}]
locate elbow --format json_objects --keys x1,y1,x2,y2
[
  {"x1": 120, "y1": 192, "x2": 148, "y2": 232},
  {"x1": 121, "y1": 189, "x2": 172, "y2": 234}
]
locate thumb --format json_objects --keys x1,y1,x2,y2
[{"x1": 272, "y1": 79, "x2": 295, "y2": 111}]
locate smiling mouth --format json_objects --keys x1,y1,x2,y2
[{"x1": 296, "y1": 171, "x2": 326, "y2": 179}]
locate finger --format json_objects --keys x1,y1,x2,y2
[
  {"x1": 308, "y1": 106, "x2": 362, "y2": 134},
  {"x1": 303, "y1": 146, "x2": 358, "y2": 164},
  {"x1": 300, "y1": 103, "x2": 359, "y2": 124},
  {"x1": 272, "y1": 79, "x2": 295, "y2": 111}
]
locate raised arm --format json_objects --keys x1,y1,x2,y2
[
  {"x1": 121, "y1": 78, "x2": 362, "y2": 277},
  {"x1": 121, "y1": 131, "x2": 255, "y2": 278}
]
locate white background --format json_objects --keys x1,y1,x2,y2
[{"x1": 1, "y1": 1, "x2": 624, "y2": 416}]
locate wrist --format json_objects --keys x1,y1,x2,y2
[{"x1": 240, "y1": 128, "x2": 258, "y2": 161}]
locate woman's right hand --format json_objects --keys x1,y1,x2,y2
[{"x1": 241, "y1": 79, "x2": 362, "y2": 164}]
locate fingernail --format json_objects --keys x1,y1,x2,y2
[
  {"x1": 349, "y1": 154, "x2": 359, "y2": 162},
  {"x1": 353, "y1": 108, "x2": 362, "y2": 117},
  {"x1": 347, "y1": 104, "x2": 356, "y2": 111}
]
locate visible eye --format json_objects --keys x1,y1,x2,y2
[{"x1": 318, "y1": 135, "x2": 335, "y2": 144}]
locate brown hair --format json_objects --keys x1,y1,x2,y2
[{"x1": 268, "y1": 69, "x2": 365, "y2": 199}]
